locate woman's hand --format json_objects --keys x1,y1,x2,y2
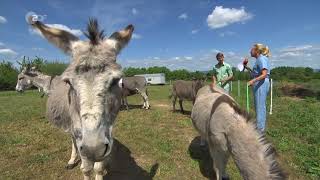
[
  {"x1": 247, "y1": 79, "x2": 256, "y2": 86},
  {"x1": 243, "y1": 58, "x2": 249, "y2": 67}
]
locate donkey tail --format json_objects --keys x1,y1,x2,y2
[{"x1": 226, "y1": 120, "x2": 286, "y2": 180}]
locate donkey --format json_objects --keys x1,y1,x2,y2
[
  {"x1": 191, "y1": 84, "x2": 285, "y2": 180},
  {"x1": 27, "y1": 16, "x2": 134, "y2": 180},
  {"x1": 15, "y1": 66, "x2": 54, "y2": 97},
  {"x1": 170, "y1": 79, "x2": 205, "y2": 114},
  {"x1": 119, "y1": 76, "x2": 150, "y2": 110}
]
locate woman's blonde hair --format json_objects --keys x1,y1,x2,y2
[{"x1": 254, "y1": 43, "x2": 271, "y2": 57}]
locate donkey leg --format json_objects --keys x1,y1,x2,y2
[
  {"x1": 125, "y1": 97, "x2": 129, "y2": 110},
  {"x1": 66, "y1": 138, "x2": 78, "y2": 169},
  {"x1": 200, "y1": 135, "x2": 207, "y2": 147},
  {"x1": 179, "y1": 99, "x2": 184, "y2": 114},
  {"x1": 80, "y1": 158, "x2": 94, "y2": 180},
  {"x1": 208, "y1": 134, "x2": 229, "y2": 180},
  {"x1": 172, "y1": 96, "x2": 177, "y2": 112},
  {"x1": 94, "y1": 161, "x2": 107, "y2": 180},
  {"x1": 141, "y1": 91, "x2": 150, "y2": 109}
]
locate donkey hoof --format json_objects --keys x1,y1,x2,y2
[{"x1": 65, "y1": 163, "x2": 77, "y2": 170}]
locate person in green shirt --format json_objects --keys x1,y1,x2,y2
[{"x1": 212, "y1": 53, "x2": 234, "y2": 94}]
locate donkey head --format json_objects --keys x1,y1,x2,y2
[
  {"x1": 16, "y1": 66, "x2": 40, "y2": 92},
  {"x1": 28, "y1": 17, "x2": 134, "y2": 161}
]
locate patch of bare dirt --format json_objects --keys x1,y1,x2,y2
[{"x1": 281, "y1": 84, "x2": 317, "y2": 98}]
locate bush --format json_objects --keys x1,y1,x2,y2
[
  {"x1": 40, "y1": 62, "x2": 68, "y2": 76},
  {"x1": 0, "y1": 61, "x2": 18, "y2": 90}
]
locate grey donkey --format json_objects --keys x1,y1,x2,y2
[
  {"x1": 170, "y1": 79, "x2": 205, "y2": 114},
  {"x1": 16, "y1": 66, "x2": 54, "y2": 97},
  {"x1": 27, "y1": 16, "x2": 134, "y2": 180},
  {"x1": 120, "y1": 76, "x2": 150, "y2": 110},
  {"x1": 191, "y1": 83, "x2": 285, "y2": 180}
]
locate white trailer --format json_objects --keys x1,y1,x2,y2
[{"x1": 134, "y1": 73, "x2": 166, "y2": 85}]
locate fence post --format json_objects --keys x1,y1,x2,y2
[
  {"x1": 237, "y1": 80, "x2": 240, "y2": 97},
  {"x1": 230, "y1": 81, "x2": 233, "y2": 92},
  {"x1": 269, "y1": 79, "x2": 273, "y2": 115},
  {"x1": 246, "y1": 84, "x2": 250, "y2": 113}
]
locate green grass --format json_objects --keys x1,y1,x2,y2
[{"x1": 0, "y1": 84, "x2": 319, "y2": 179}]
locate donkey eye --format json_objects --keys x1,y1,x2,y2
[
  {"x1": 19, "y1": 77, "x2": 24, "y2": 80},
  {"x1": 110, "y1": 78, "x2": 120, "y2": 87}
]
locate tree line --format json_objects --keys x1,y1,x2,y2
[{"x1": 0, "y1": 57, "x2": 319, "y2": 90}]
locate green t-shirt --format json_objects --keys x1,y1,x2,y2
[{"x1": 213, "y1": 62, "x2": 233, "y2": 92}]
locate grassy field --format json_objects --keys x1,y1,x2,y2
[{"x1": 0, "y1": 83, "x2": 319, "y2": 180}]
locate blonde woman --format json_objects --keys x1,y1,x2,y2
[{"x1": 244, "y1": 44, "x2": 271, "y2": 133}]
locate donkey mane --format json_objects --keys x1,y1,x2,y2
[
  {"x1": 209, "y1": 86, "x2": 252, "y2": 121},
  {"x1": 84, "y1": 18, "x2": 105, "y2": 45},
  {"x1": 257, "y1": 133, "x2": 287, "y2": 179}
]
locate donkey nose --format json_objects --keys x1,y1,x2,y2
[{"x1": 79, "y1": 143, "x2": 109, "y2": 161}]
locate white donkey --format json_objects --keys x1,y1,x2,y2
[
  {"x1": 27, "y1": 16, "x2": 134, "y2": 180},
  {"x1": 191, "y1": 84, "x2": 285, "y2": 180}
]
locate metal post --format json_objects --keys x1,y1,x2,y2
[{"x1": 269, "y1": 79, "x2": 273, "y2": 115}]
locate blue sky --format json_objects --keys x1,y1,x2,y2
[{"x1": 0, "y1": 0, "x2": 320, "y2": 71}]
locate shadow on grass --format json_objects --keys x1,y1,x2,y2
[
  {"x1": 120, "y1": 104, "x2": 145, "y2": 111},
  {"x1": 103, "y1": 139, "x2": 158, "y2": 180},
  {"x1": 188, "y1": 136, "x2": 216, "y2": 180},
  {"x1": 172, "y1": 110, "x2": 192, "y2": 115}
]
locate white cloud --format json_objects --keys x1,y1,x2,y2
[
  {"x1": 31, "y1": 47, "x2": 44, "y2": 51},
  {"x1": 120, "y1": 44, "x2": 320, "y2": 71},
  {"x1": 132, "y1": 33, "x2": 142, "y2": 39},
  {"x1": 29, "y1": 23, "x2": 82, "y2": 37},
  {"x1": 191, "y1": 29, "x2": 199, "y2": 34},
  {"x1": 272, "y1": 44, "x2": 320, "y2": 68},
  {"x1": 207, "y1": 6, "x2": 253, "y2": 29},
  {"x1": 0, "y1": 16, "x2": 7, "y2": 24},
  {"x1": 132, "y1": 8, "x2": 138, "y2": 15},
  {"x1": 0, "y1": 48, "x2": 17, "y2": 56},
  {"x1": 178, "y1": 13, "x2": 188, "y2": 20},
  {"x1": 219, "y1": 31, "x2": 236, "y2": 37},
  {"x1": 47, "y1": 24, "x2": 82, "y2": 36},
  {"x1": 280, "y1": 45, "x2": 313, "y2": 52},
  {"x1": 0, "y1": 42, "x2": 4, "y2": 47}
]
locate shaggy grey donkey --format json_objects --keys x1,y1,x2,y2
[
  {"x1": 191, "y1": 83, "x2": 285, "y2": 180},
  {"x1": 27, "y1": 15, "x2": 134, "y2": 180}
]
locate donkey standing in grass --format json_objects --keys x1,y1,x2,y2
[
  {"x1": 191, "y1": 83, "x2": 285, "y2": 180},
  {"x1": 120, "y1": 76, "x2": 150, "y2": 110},
  {"x1": 170, "y1": 79, "x2": 205, "y2": 113},
  {"x1": 15, "y1": 66, "x2": 55, "y2": 97},
  {"x1": 27, "y1": 16, "x2": 133, "y2": 180}
]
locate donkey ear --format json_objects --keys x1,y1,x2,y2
[
  {"x1": 27, "y1": 16, "x2": 79, "y2": 54},
  {"x1": 105, "y1": 24, "x2": 134, "y2": 54}
]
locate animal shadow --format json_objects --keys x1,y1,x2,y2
[
  {"x1": 120, "y1": 104, "x2": 145, "y2": 111},
  {"x1": 188, "y1": 136, "x2": 216, "y2": 180},
  {"x1": 103, "y1": 139, "x2": 158, "y2": 180},
  {"x1": 172, "y1": 110, "x2": 191, "y2": 115}
]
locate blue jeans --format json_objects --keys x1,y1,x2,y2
[{"x1": 253, "y1": 78, "x2": 270, "y2": 132}]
